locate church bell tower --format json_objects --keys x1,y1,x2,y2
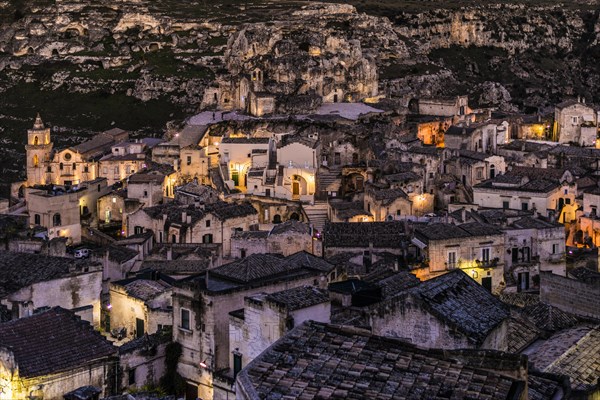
[{"x1": 25, "y1": 113, "x2": 53, "y2": 186}]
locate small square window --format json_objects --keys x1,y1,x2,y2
[{"x1": 206, "y1": 220, "x2": 211, "y2": 228}]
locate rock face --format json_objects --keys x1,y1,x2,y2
[{"x1": 203, "y1": 5, "x2": 403, "y2": 114}]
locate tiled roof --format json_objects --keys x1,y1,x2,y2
[
  {"x1": 237, "y1": 321, "x2": 526, "y2": 400},
  {"x1": 141, "y1": 259, "x2": 212, "y2": 274},
  {"x1": 208, "y1": 201, "x2": 258, "y2": 221},
  {"x1": 0, "y1": 307, "x2": 116, "y2": 377},
  {"x1": 497, "y1": 292, "x2": 540, "y2": 308},
  {"x1": 265, "y1": 286, "x2": 329, "y2": 311},
  {"x1": 509, "y1": 217, "x2": 560, "y2": 230},
  {"x1": 128, "y1": 170, "x2": 165, "y2": 184},
  {"x1": 410, "y1": 270, "x2": 510, "y2": 345},
  {"x1": 415, "y1": 222, "x2": 501, "y2": 241},
  {"x1": 210, "y1": 252, "x2": 332, "y2": 285},
  {"x1": 362, "y1": 269, "x2": 420, "y2": 299},
  {"x1": 544, "y1": 326, "x2": 600, "y2": 392},
  {"x1": 269, "y1": 220, "x2": 311, "y2": 236},
  {"x1": 116, "y1": 279, "x2": 171, "y2": 302},
  {"x1": 323, "y1": 222, "x2": 407, "y2": 249},
  {"x1": 528, "y1": 372, "x2": 570, "y2": 400},
  {"x1": 143, "y1": 202, "x2": 206, "y2": 225},
  {"x1": 524, "y1": 324, "x2": 595, "y2": 371},
  {"x1": 118, "y1": 331, "x2": 170, "y2": 354},
  {"x1": 284, "y1": 251, "x2": 333, "y2": 272},
  {"x1": 520, "y1": 302, "x2": 580, "y2": 332},
  {"x1": 506, "y1": 317, "x2": 540, "y2": 353},
  {"x1": 93, "y1": 245, "x2": 138, "y2": 263},
  {"x1": 210, "y1": 254, "x2": 290, "y2": 284},
  {"x1": 0, "y1": 251, "x2": 100, "y2": 298}
]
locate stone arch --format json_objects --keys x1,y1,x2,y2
[
  {"x1": 52, "y1": 48, "x2": 59, "y2": 57},
  {"x1": 33, "y1": 154, "x2": 39, "y2": 167},
  {"x1": 27, "y1": 47, "x2": 34, "y2": 55},
  {"x1": 33, "y1": 136, "x2": 39, "y2": 145},
  {"x1": 289, "y1": 212, "x2": 300, "y2": 221},
  {"x1": 53, "y1": 213, "x2": 62, "y2": 227},
  {"x1": 273, "y1": 214, "x2": 282, "y2": 224}
]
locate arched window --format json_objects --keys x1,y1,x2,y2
[
  {"x1": 33, "y1": 154, "x2": 39, "y2": 167},
  {"x1": 33, "y1": 136, "x2": 39, "y2": 145},
  {"x1": 34, "y1": 214, "x2": 40, "y2": 225},
  {"x1": 53, "y1": 213, "x2": 61, "y2": 227},
  {"x1": 490, "y1": 165, "x2": 496, "y2": 179},
  {"x1": 273, "y1": 214, "x2": 282, "y2": 224},
  {"x1": 289, "y1": 213, "x2": 300, "y2": 221},
  {"x1": 59, "y1": 163, "x2": 64, "y2": 170}
]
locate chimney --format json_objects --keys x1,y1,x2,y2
[{"x1": 166, "y1": 247, "x2": 172, "y2": 261}]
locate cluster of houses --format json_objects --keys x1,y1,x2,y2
[{"x1": 1, "y1": 56, "x2": 600, "y2": 398}]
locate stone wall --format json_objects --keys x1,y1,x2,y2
[{"x1": 540, "y1": 271, "x2": 600, "y2": 320}]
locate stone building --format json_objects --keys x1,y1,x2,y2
[
  {"x1": 413, "y1": 222, "x2": 505, "y2": 291},
  {"x1": 473, "y1": 173, "x2": 576, "y2": 221},
  {"x1": 127, "y1": 170, "x2": 171, "y2": 207},
  {"x1": 0, "y1": 251, "x2": 103, "y2": 326},
  {"x1": 0, "y1": 307, "x2": 117, "y2": 400},
  {"x1": 24, "y1": 114, "x2": 128, "y2": 188},
  {"x1": 118, "y1": 332, "x2": 169, "y2": 392},
  {"x1": 98, "y1": 141, "x2": 147, "y2": 186},
  {"x1": 109, "y1": 274, "x2": 173, "y2": 340},
  {"x1": 230, "y1": 220, "x2": 314, "y2": 258},
  {"x1": 503, "y1": 217, "x2": 567, "y2": 292},
  {"x1": 554, "y1": 98, "x2": 599, "y2": 146},
  {"x1": 228, "y1": 286, "x2": 330, "y2": 380},
  {"x1": 368, "y1": 270, "x2": 538, "y2": 353},
  {"x1": 414, "y1": 95, "x2": 470, "y2": 118},
  {"x1": 363, "y1": 184, "x2": 413, "y2": 221},
  {"x1": 235, "y1": 321, "x2": 531, "y2": 400},
  {"x1": 171, "y1": 252, "x2": 333, "y2": 400},
  {"x1": 26, "y1": 178, "x2": 110, "y2": 243},
  {"x1": 126, "y1": 200, "x2": 258, "y2": 257}
]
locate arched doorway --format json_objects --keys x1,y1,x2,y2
[
  {"x1": 273, "y1": 214, "x2": 282, "y2": 224},
  {"x1": 289, "y1": 212, "x2": 300, "y2": 221}
]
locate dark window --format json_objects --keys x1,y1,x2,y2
[
  {"x1": 34, "y1": 214, "x2": 40, "y2": 225},
  {"x1": 144, "y1": 190, "x2": 148, "y2": 197},
  {"x1": 84, "y1": 166, "x2": 89, "y2": 173},
  {"x1": 233, "y1": 354, "x2": 242, "y2": 379},
  {"x1": 128, "y1": 368, "x2": 136, "y2": 386},
  {"x1": 172, "y1": 234, "x2": 177, "y2": 243},
  {"x1": 518, "y1": 272, "x2": 530, "y2": 292},
  {"x1": 136, "y1": 318, "x2": 144, "y2": 338},
  {"x1": 502, "y1": 201, "x2": 509, "y2": 209},
  {"x1": 240, "y1": 249, "x2": 246, "y2": 258},
  {"x1": 206, "y1": 220, "x2": 211, "y2": 228},
  {"x1": 187, "y1": 156, "x2": 192, "y2": 166},
  {"x1": 59, "y1": 163, "x2": 63, "y2": 170},
  {"x1": 181, "y1": 309, "x2": 190, "y2": 330},
  {"x1": 52, "y1": 213, "x2": 61, "y2": 227},
  {"x1": 273, "y1": 214, "x2": 282, "y2": 224},
  {"x1": 134, "y1": 226, "x2": 143, "y2": 235},
  {"x1": 512, "y1": 248, "x2": 519, "y2": 263},
  {"x1": 97, "y1": 184, "x2": 101, "y2": 192},
  {"x1": 47, "y1": 166, "x2": 52, "y2": 173},
  {"x1": 334, "y1": 152, "x2": 341, "y2": 165},
  {"x1": 481, "y1": 277, "x2": 492, "y2": 292},
  {"x1": 202, "y1": 234, "x2": 213, "y2": 244},
  {"x1": 521, "y1": 202, "x2": 528, "y2": 211}
]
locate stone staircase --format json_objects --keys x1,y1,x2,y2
[
  {"x1": 316, "y1": 167, "x2": 341, "y2": 199},
  {"x1": 303, "y1": 201, "x2": 329, "y2": 232}
]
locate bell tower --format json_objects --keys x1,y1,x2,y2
[{"x1": 26, "y1": 113, "x2": 53, "y2": 186}]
